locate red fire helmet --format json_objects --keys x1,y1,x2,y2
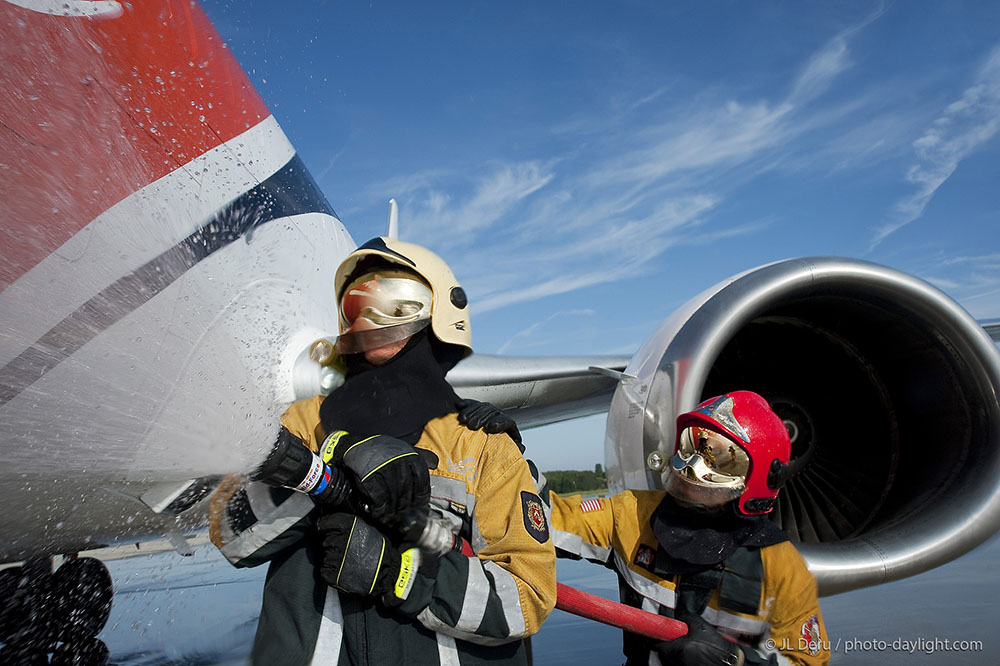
[{"x1": 666, "y1": 391, "x2": 791, "y2": 516}]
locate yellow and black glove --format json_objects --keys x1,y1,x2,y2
[
  {"x1": 317, "y1": 511, "x2": 421, "y2": 607},
  {"x1": 321, "y1": 431, "x2": 430, "y2": 528}
]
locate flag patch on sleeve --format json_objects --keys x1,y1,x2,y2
[{"x1": 579, "y1": 498, "x2": 604, "y2": 513}]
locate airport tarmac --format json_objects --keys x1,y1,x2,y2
[{"x1": 96, "y1": 533, "x2": 1000, "y2": 664}]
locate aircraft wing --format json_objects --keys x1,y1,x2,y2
[
  {"x1": 981, "y1": 318, "x2": 1000, "y2": 342},
  {"x1": 3, "y1": 1, "x2": 1000, "y2": 601},
  {"x1": 449, "y1": 354, "x2": 631, "y2": 428}
]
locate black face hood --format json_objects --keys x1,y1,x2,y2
[
  {"x1": 650, "y1": 494, "x2": 788, "y2": 573},
  {"x1": 319, "y1": 330, "x2": 461, "y2": 444}
]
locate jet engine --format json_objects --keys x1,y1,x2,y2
[{"x1": 605, "y1": 257, "x2": 1000, "y2": 596}]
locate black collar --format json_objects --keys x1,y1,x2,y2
[
  {"x1": 650, "y1": 494, "x2": 788, "y2": 574},
  {"x1": 319, "y1": 331, "x2": 461, "y2": 444}
]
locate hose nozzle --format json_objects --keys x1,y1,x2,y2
[{"x1": 253, "y1": 428, "x2": 352, "y2": 506}]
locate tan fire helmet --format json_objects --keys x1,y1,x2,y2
[{"x1": 333, "y1": 237, "x2": 472, "y2": 358}]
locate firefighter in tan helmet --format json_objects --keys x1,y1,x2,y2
[
  {"x1": 333, "y1": 237, "x2": 472, "y2": 364},
  {"x1": 212, "y1": 237, "x2": 555, "y2": 666}
]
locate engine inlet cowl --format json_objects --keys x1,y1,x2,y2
[{"x1": 605, "y1": 257, "x2": 1000, "y2": 595}]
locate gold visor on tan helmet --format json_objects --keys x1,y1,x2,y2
[
  {"x1": 335, "y1": 273, "x2": 433, "y2": 354},
  {"x1": 333, "y1": 237, "x2": 472, "y2": 358}
]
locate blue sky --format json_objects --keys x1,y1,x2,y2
[{"x1": 203, "y1": 0, "x2": 1000, "y2": 470}]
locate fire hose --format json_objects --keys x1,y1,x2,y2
[{"x1": 555, "y1": 582, "x2": 687, "y2": 641}]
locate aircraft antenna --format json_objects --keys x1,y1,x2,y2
[{"x1": 386, "y1": 198, "x2": 399, "y2": 239}]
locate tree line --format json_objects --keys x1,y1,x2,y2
[{"x1": 544, "y1": 464, "x2": 606, "y2": 494}]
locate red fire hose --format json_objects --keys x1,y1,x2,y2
[
  {"x1": 555, "y1": 582, "x2": 688, "y2": 641},
  {"x1": 458, "y1": 538, "x2": 687, "y2": 642}
]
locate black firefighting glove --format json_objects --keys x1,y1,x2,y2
[
  {"x1": 655, "y1": 613, "x2": 745, "y2": 666},
  {"x1": 321, "y1": 431, "x2": 430, "y2": 528},
  {"x1": 457, "y1": 398, "x2": 522, "y2": 445},
  {"x1": 317, "y1": 512, "x2": 420, "y2": 608}
]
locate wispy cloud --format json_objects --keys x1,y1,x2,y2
[
  {"x1": 316, "y1": 146, "x2": 347, "y2": 182},
  {"x1": 786, "y1": 32, "x2": 851, "y2": 104},
  {"x1": 922, "y1": 252, "x2": 1000, "y2": 318},
  {"x1": 381, "y1": 162, "x2": 555, "y2": 252},
  {"x1": 584, "y1": 29, "x2": 854, "y2": 196},
  {"x1": 496, "y1": 310, "x2": 596, "y2": 354},
  {"x1": 465, "y1": 194, "x2": 730, "y2": 314},
  {"x1": 372, "y1": 23, "x2": 869, "y2": 317},
  {"x1": 871, "y1": 45, "x2": 1000, "y2": 250},
  {"x1": 941, "y1": 252, "x2": 1000, "y2": 268},
  {"x1": 629, "y1": 87, "x2": 669, "y2": 112}
]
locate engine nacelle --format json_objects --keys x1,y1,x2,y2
[{"x1": 605, "y1": 257, "x2": 1000, "y2": 596}]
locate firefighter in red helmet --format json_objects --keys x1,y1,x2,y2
[{"x1": 550, "y1": 391, "x2": 830, "y2": 665}]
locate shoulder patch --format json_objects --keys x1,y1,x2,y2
[
  {"x1": 521, "y1": 491, "x2": 549, "y2": 543},
  {"x1": 800, "y1": 615, "x2": 822, "y2": 655},
  {"x1": 633, "y1": 544, "x2": 656, "y2": 571},
  {"x1": 579, "y1": 498, "x2": 604, "y2": 513}
]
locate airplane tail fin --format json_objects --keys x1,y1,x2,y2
[{"x1": 386, "y1": 198, "x2": 400, "y2": 239}]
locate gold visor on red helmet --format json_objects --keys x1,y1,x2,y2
[{"x1": 664, "y1": 426, "x2": 749, "y2": 507}]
